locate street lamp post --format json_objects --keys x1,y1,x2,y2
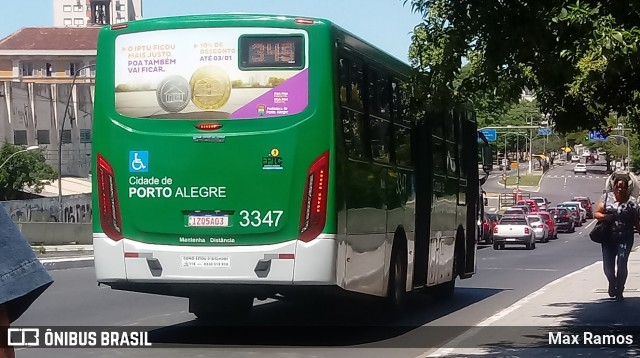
[
  {"x1": 0, "y1": 146, "x2": 40, "y2": 170},
  {"x1": 58, "y1": 64, "x2": 95, "y2": 216}
]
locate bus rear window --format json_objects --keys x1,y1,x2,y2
[{"x1": 114, "y1": 28, "x2": 309, "y2": 120}]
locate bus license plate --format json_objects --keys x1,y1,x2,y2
[{"x1": 188, "y1": 215, "x2": 229, "y2": 227}]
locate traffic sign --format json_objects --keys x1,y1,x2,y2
[
  {"x1": 588, "y1": 130, "x2": 606, "y2": 141},
  {"x1": 480, "y1": 129, "x2": 497, "y2": 142},
  {"x1": 538, "y1": 127, "x2": 552, "y2": 136}
]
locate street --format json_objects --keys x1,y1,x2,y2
[{"x1": 12, "y1": 161, "x2": 622, "y2": 357}]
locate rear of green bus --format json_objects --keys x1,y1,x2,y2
[{"x1": 92, "y1": 15, "x2": 337, "y2": 296}]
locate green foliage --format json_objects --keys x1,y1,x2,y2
[
  {"x1": 0, "y1": 144, "x2": 57, "y2": 200},
  {"x1": 404, "y1": 0, "x2": 640, "y2": 132}
]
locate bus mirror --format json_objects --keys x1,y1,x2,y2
[{"x1": 482, "y1": 146, "x2": 493, "y2": 173}]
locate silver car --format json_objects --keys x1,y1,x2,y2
[{"x1": 527, "y1": 214, "x2": 549, "y2": 243}]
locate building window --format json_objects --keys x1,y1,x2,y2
[
  {"x1": 74, "y1": 5, "x2": 83, "y2": 12},
  {"x1": 64, "y1": 18, "x2": 72, "y2": 26},
  {"x1": 37, "y1": 130, "x2": 51, "y2": 144},
  {"x1": 63, "y1": 5, "x2": 72, "y2": 12},
  {"x1": 45, "y1": 63, "x2": 53, "y2": 77},
  {"x1": 21, "y1": 62, "x2": 34, "y2": 77},
  {"x1": 74, "y1": 18, "x2": 84, "y2": 26},
  {"x1": 14, "y1": 130, "x2": 27, "y2": 145},
  {"x1": 67, "y1": 63, "x2": 82, "y2": 77},
  {"x1": 61, "y1": 130, "x2": 72, "y2": 144},
  {"x1": 92, "y1": 3, "x2": 110, "y2": 25},
  {"x1": 80, "y1": 129, "x2": 92, "y2": 143},
  {"x1": 116, "y1": 3, "x2": 125, "y2": 11}
]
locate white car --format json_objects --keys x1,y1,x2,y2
[
  {"x1": 571, "y1": 155, "x2": 580, "y2": 162},
  {"x1": 531, "y1": 196, "x2": 550, "y2": 211},
  {"x1": 493, "y1": 215, "x2": 536, "y2": 250},
  {"x1": 527, "y1": 214, "x2": 549, "y2": 243},
  {"x1": 574, "y1": 163, "x2": 587, "y2": 174}
]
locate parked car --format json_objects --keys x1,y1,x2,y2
[
  {"x1": 572, "y1": 196, "x2": 594, "y2": 219},
  {"x1": 538, "y1": 211, "x2": 557, "y2": 239},
  {"x1": 531, "y1": 197, "x2": 550, "y2": 211},
  {"x1": 527, "y1": 214, "x2": 550, "y2": 243},
  {"x1": 574, "y1": 163, "x2": 587, "y2": 175},
  {"x1": 493, "y1": 214, "x2": 536, "y2": 250}
]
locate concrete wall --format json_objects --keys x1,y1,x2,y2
[
  {"x1": 17, "y1": 222, "x2": 92, "y2": 245},
  {"x1": 1, "y1": 194, "x2": 91, "y2": 223}
]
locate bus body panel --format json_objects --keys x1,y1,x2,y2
[{"x1": 94, "y1": 234, "x2": 338, "y2": 285}]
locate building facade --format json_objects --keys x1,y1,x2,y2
[
  {"x1": 53, "y1": 0, "x2": 142, "y2": 28},
  {"x1": 0, "y1": 27, "x2": 100, "y2": 177}
]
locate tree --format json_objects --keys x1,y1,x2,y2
[
  {"x1": 0, "y1": 144, "x2": 57, "y2": 200},
  {"x1": 404, "y1": 0, "x2": 640, "y2": 133}
]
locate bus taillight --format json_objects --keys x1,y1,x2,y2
[
  {"x1": 299, "y1": 151, "x2": 329, "y2": 242},
  {"x1": 97, "y1": 154, "x2": 123, "y2": 241}
]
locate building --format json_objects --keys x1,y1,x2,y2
[
  {"x1": 0, "y1": 27, "x2": 100, "y2": 177},
  {"x1": 53, "y1": 0, "x2": 143, "y2": 27},
  {"x1": 0, "y1": 0, "x2": 143, "y2": 178}
]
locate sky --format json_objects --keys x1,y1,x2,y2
[{"x1": 0, "y1": 0, "x2": 424, "y2": 63}]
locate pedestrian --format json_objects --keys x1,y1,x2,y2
[
  {"x1": 0, "y1": 205, "x2": 53, "y2": 358},
  {"x1": 594, "y1": 175, "x2": 640, "y2": 300}
]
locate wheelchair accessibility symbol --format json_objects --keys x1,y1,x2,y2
[{"x1": 129, "y1": 151, "x2": 149, "y2": 172}]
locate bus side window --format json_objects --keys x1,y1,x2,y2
[
  {"x1": 370, "y1": 117, "x2": 391, "y2": 163},
  {"x1": 338, "y1": 57, "x2": 349, "y2": 104},
  {"x1": 349, "y1": 58, "x2": 365, "y2": 110},
  {"x1": 394, "y1": 124, "x2": 412, "y2": 167},
  {"x1": 341, "y1": 108, "x2": 366, "y2": 160}
]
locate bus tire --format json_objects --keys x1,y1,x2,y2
[
  {"x1": 386, "y1": 237, "x2": 407, "y2": 314},
  {"x1": 189, "y1": 295, "x2": 253, "y2": 322}
]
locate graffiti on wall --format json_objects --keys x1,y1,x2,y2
[{"x1": 1, "y1": 194, "x2": 92, "y2": 223}]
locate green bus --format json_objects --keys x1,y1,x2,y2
[{"x1": 92, "y1": 14, "x2": 492, "y2": 318}]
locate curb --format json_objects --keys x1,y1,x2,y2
[{"x1": 38, "y1": 255, "x2": 94, "y2": 271}]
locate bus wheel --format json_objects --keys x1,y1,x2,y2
[
  {"x1": 189, "y1": 295, "x2": 253, "y2": 322},
  {"x1": 386, "y1": 244, "x2": 407, "y2": 313}
]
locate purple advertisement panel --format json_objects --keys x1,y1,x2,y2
[{"x1": 230, "y1": 69, "x2": 308, "y2": 119}]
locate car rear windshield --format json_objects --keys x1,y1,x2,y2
[
  {"x1": 539, "y1": 213, "x2": 551, "y2": 220},
  {"x1": 550, "y1": 209, "x2": 567, "y2": 215},
  {"x1": 500, "y1": 217, "x2": 527, "y2": 225},
  {"x1": 528, "y1": 216, "x2": 542, "y2": 223}
]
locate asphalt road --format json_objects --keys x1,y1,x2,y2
[{"x1": 12, "y1": 162, "x2": 618, "y2": 358}]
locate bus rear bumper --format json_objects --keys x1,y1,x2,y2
[{"x1": 94, "y1": 233, "x2": 337, "y2": 287}]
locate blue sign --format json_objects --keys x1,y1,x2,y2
[
  {"x1": 129, "y1": 151, "x2": 149, "y2": 172},
  {"x1": 538, "y1": 127, "x2": 552, "y2": 136},
  {"x1": 588, "y1": 131, "x2": 606, "y2": 141},
  {"x1": 480, "y1": 129, "x2": 497, "y2": 142}
]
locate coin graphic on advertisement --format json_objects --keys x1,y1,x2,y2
[
  {"x1": 190, "y1": 66, "x2": 232, "y2": 110},
  {"x1": 156, "y1": 75, "x2": 191, "y2": 113}
]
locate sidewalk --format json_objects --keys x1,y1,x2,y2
[
  {"x1": 425, "y1": 248, "x2": 640, "y2": 357},
  {"x1": 34, "y1": 244, "x2": 93, "y2": 270}
]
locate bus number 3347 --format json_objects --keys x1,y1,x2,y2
[{"x1": 238, "y1": 210, "x2": 284, "y2": 227}]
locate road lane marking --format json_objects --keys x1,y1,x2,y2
[
  {"x1": 584, "y1": 219, "x2": 597, "y2": 229},
  {"x1": 420, "y1": 261, "x2": 601, "y2": 358},
  {"x1": 483, "y1": 268, "x2": 558, "y2": 272},
  {"x1": 40, "y1": 256, "x2": 94, "y2": 263}
]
